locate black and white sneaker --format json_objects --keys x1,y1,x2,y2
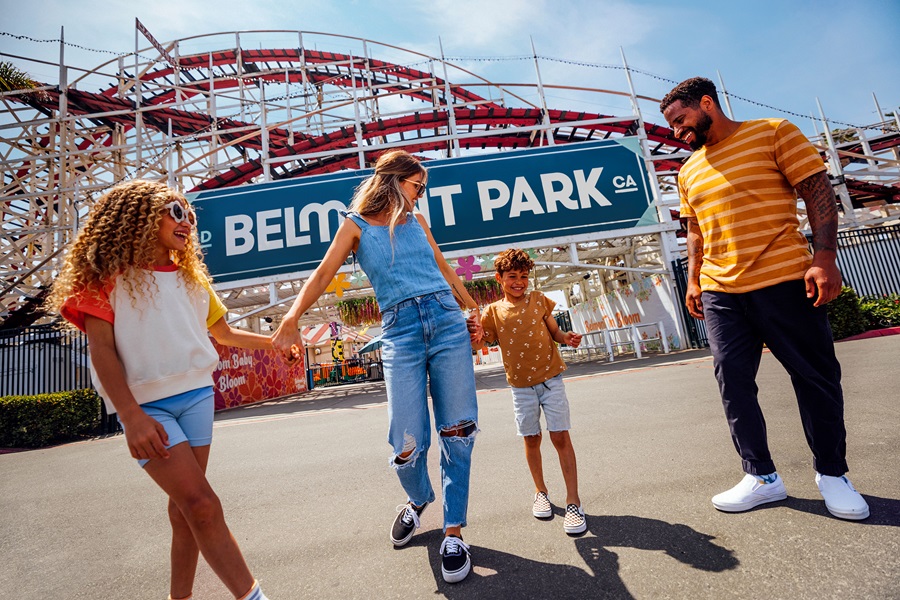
[
  {"x1": 563, "y1": 504, "x2": 587, "y2": 534},
  {"x1": 440, "y1": 535, "x2": 471, "y2": 583},
  {"x1": 532, "y1": 491, "x2": 552, "y2": 518},
  {"x1": 390, "y1": 502, "x2": 427, "y2": 547}
]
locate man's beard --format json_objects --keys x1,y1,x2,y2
[{"x1": 687, "y1": 111, "x2": 713, "y2": 150}]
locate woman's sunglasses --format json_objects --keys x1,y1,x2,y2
[
  {"x1": 163, "y1": 201, "x2": 196, "y2": 226},
  {"x1": 403, "y1": 178, "x2": 427, "y2": 198}
]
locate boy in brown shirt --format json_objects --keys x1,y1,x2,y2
[{"x1": 479, "y1": 248, "x2": 586, "y2": 534}]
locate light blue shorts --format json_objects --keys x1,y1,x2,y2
[
  {"x1": 118, "y1": 386, "x2": 215, "y2": 468},
  {"x1": 510, "y1": 374, "x2": 571, "y2": 437}
]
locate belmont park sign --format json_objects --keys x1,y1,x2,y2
[{"x1": 189, "y1": 139, "x2": 656, "y2": 285}]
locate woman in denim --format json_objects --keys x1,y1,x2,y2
[{"x1": 273, "y1": 150, "x2": 481, "y2": 583}]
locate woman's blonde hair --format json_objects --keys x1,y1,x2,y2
[
  {"x1": 46, "y1": 180, "x2": 211, "y2": 316},
  {"x1": 348, "y1": 149, "x2": 426, "y2": 238}
]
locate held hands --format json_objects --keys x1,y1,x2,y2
[
  {"x1": 466, "y1": 310, "x2": 484, "y2": 346},
  {"x1": 121, "y1": 411, "x2": 170, "y2": 461},
  {"x1": 287, "y1": 344, "x2": 302, "y2": 364},
  {"x1": 272, "y1": 322, "x2": 303, "y2": 363},
  {"x1": 804, "y1": 252, "x2": 842, "y2": 307},
  {"x1": 563, "y1": 331, "x2": 582, "y2": 348}
]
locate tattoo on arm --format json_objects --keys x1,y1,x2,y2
[
  {"x1": 685, "y1": 218, "x2": 704, "y2": 283},
  {"x1": 796, "y1": 171, "x2": 838, "y2": 253}
]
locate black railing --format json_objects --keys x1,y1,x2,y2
[
  {"x1": 554, "y1": 311, "x2": 573, "y2": 333},
  {"x1": 830, "y1": 224, "x2": 900, "y2": 298},
  {"x1": 0, "y1": 324, "x2": 91, "y2": 396},
  {"x1": 671, "y1": 257, "x2": 709, "y2": 349},
  {"x1": 0, "y1": 324, "x2": 119, "y2": 434}
]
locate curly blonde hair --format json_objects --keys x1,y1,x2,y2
[
  {"x1": 46, "y1": 180, "x2": 211, "y2": 317},
  {"x1": 348, "y1": 149, "x2": 426, "y2": 239}
]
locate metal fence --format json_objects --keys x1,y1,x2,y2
[
  {"x1": 307, "y1": 358, "x2": 384, "y2": 388},
  {"x1": 0, "y1": 324, "x2": 91, "y2": 396},
  {"x1": 672, "y1": 224, "x2": 900, "y2": 349},
  {"x1": 0, "y1": 324, "x2": 120, "y2": 434},
  {"x1": 831, "y1": 224, "x2": 900, "y2": 298},
  {"x1": 671, "y1": 257, "x2": 709, "y2": 349}
]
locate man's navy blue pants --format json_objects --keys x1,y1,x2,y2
[{"x1": 701, "y1": 279, "x2": 848, "y2": 477}]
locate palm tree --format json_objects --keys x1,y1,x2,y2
[
  {"x1": 0, "y1": 61, "x2": 48, "y2": 100},
  {"x1": 820, "y1": 126, "x2": 858, "y2": 146}
]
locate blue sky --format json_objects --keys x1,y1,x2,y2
[{"x1": 2, "y1": 0, "x2": 898, "y2": 135}]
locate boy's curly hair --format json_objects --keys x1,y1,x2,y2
[
  {"x1": 46, "y1": 180, "x2": 211, "y2": 317},
  {"x1": 494, "y1": 248, "x2": 534, "y2": 274}
]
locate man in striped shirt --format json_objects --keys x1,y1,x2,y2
[{"x1": 660, "y1": 77, "x2": 868, "y2": 520}]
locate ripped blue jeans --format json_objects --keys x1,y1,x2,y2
[{"x1": 381, "y1": 290, "x2": 478, "y2": 530}]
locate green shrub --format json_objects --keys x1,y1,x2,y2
[
  {"x1": 0, "y1": 389, "x2": 101, "y2": 448},
  {"x1": 859, "y1": 294, "x2": 900, "y2": 329},
  {"x1": 826, "y1": 286, "x2": 867, "y2": 340}
]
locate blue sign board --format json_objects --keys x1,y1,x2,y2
[{"x1": 189, "y1": 139, "x2": 654, "y2": 284}]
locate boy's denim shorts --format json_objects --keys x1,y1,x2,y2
[
  {"x1": 118, "y1": 386, "x2": 214, "y2": 468},
  {"x1": 510, "y1": 374, "x2": 571, "y2": 436}
]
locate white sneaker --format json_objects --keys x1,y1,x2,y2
[
  {"x1": 816, "y1": 473, "x2": 869, "y2": 520},
  {"x1": 712, "y1": 473, "x2": 787, "y2": 512}
]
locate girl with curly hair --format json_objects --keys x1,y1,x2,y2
[{"x1": 47, "y1": 180, "x2": 278, "y2": 600}]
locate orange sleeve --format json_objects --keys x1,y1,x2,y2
[{"x1": 60, "y1": 283, "x2": 115, "y2": 333}]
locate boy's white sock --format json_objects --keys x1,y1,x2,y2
[{"x1": 238, "y1": 580, "x2": 269, "y2": 600}]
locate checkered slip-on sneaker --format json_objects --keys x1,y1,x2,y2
[
  {"x1": 563, "y1": 503, "x2": 587, "y2": 534},
  {"x1": 533, "y1": 491, "x2": 552, "y2": 518}
]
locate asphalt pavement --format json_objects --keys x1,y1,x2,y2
[{"x1": 1, "y1": 336, "x2": 898, "y2": 599}]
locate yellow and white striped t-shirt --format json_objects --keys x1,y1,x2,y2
[{"x1": 678, "y1": 118, "x2": 826, "y2": 293}]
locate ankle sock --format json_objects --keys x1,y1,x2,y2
[
  {"x1": 238, "y1": 580, "x2": 269, "y2": 600},
  {"x1": 758, "y1": 473, "x2": 778, "y2": 484}
]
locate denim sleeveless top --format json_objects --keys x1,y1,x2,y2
[{"x1": 343, "y1": 211, "x2": 451, "y2": 311}]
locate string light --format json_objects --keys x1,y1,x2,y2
[
  {"x1": 3, "y1": 30, "x2": 889, "y2": 132},
  {"x1": 0, "y1": 31, "x2": 158, "y2": 63}
]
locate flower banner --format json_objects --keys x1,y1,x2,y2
[{"x1": 211, "y1": 341, "x2": 308, "y2": 410}]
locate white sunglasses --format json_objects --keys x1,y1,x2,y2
[{"x1": 163, "y1": 201, "x2": 196, "y2": 225}]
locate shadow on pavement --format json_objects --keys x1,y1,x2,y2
[
  {"x1": 783, "y1": 495, "x2": 900, "y2": 527},
  {"x1": 413, "y1": 514, "x2": 738, "y2": 599}
]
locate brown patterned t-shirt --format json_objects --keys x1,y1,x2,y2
[{"x1": 481, "y1": 290, "x2": 567, "y2": 388}]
